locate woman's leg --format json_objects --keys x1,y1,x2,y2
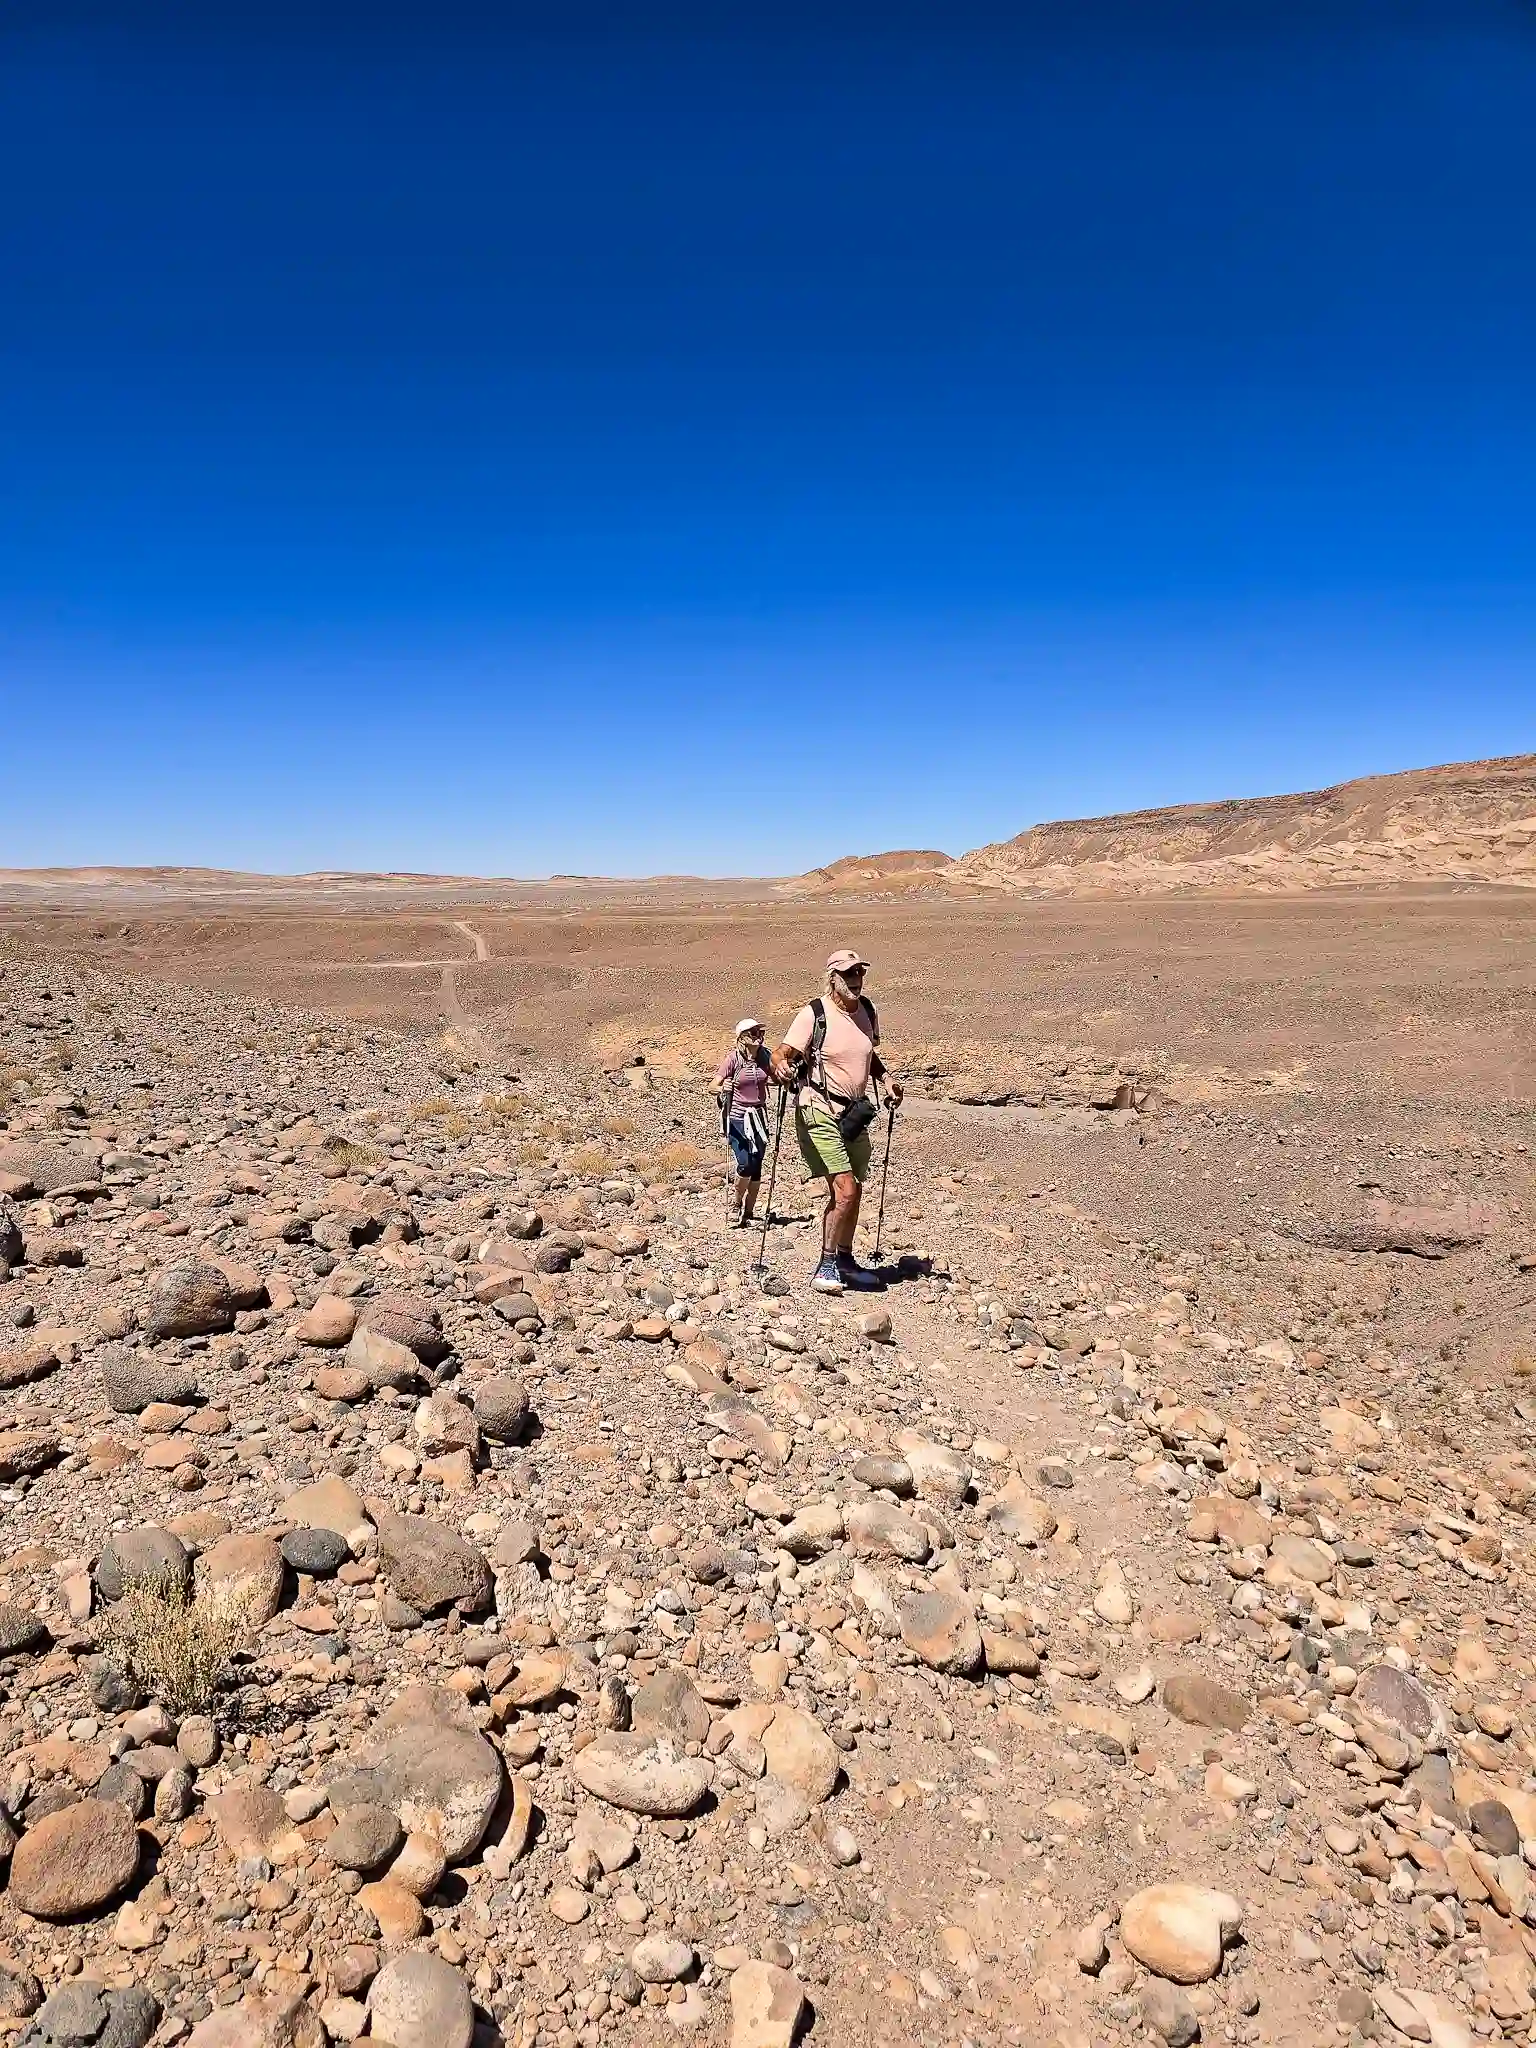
[{"x1": 740, "y1": 1175, "x2": 761, "y2": 1222}]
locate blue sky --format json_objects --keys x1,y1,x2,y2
[{"x1": 2, "y1": 0, "x2": 1533, "y2": 875}]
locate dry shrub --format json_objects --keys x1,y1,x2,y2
[
  {"x1": 480, "y1": 1093, "x2": 525, "y2": 1123},
  {"x1": 567, "y1": 1144, "x2": 610, "y2": 1177},
  {"x1": 46, "y1": 1040, "x2": 75, "y2": 1071},
  {"x1": 439, "y1": 1110, "x2": 472, "y2": 1139},
  {"x1": 323, "y1": 1137, "x2": 383, "y2": 1172},
  {"x1": 409, "y1": 1096, "x2": 453, "y2": 1122},
  {"x1": 99, "y1": 1573, "x2": 259, "y2": 1716},
  {"x1": 599, "y1": 1115, "x2": 637, "y2": 1140},
  {"x1": 515, "y1": 1141, "x2": 550, "y2": 1168},
  {"x1": 634, "y1": 1139, "x2": 710, "y2": 1182},
  {"x1": 1512, "y1": 1356, "x2": 1536, "y2": 1380}
]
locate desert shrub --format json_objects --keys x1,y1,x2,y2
[
  {"x1": 409, "y1": 1096, "x2": 453, "y2": 1122},
  {"x1": 634, "y1": 1140, "x2": 709, "y2": 1182},
  {"x1": 568, "y1": 1144, "x2": 610, "y2": 1177},
  {"x1": 98, "y1": 1573, "x2": 259, "y2": 1715},
  {"x1": 323, "y1": 1137, "x2": 383, "y2": 1172},
  {"x1": 599, "y1": 1115, "x2": 637, "y2": 1140},
  {"x1": 515, "y1": 1141, "x2": 551, "y2": 1168},
  {"x1": 480, "y1": 1093, "x2": 526, "y2": 1123}
]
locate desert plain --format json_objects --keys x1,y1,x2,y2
[{"x1": 0, "y1": 758, "x2": 1534, "y2": 2048}]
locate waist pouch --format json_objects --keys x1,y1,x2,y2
[{"x1": 831, "y1": 1093, "x2": 878, "y2": 1145}]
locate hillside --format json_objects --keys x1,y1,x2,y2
[
  {"x1": 777, "y1": 849, "x2": 953, "y2": 896},
  {"x1": 947, "y1": 752, "x2": 1536, "y2": 895}
]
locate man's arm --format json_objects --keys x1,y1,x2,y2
[
  {"x1": 772, "y1": 1005, "x2": 814, "y2": 1086},
  {"x1": 770, "y1": 1042, "x2": 803, "y2": 1086}
]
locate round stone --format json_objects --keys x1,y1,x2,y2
[
  {"x1": 96, "y1": 1527, "x2": 192, "y2": 1602},
  {"x1": 366, "y1": 1952, "x2": 473, "y2": 2048},
  {"x1": 631, "y1": 1936, "x2": 695, "y2": 1985},
  {"x1": 326, "y1": 1803, "x2": 405, "y2": 1872},
  {"x1": 8, "y1": 1799, "x2": 141, "y2": 1919},
  {"x1": 1120, "y1": 1884, "x2": 1243, "y2": 1984},
  {"x1": 280, "y1": 1527, "x2": 351, "y2": 1576}
]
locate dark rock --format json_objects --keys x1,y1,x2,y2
[{"x1": 280, "y1": 1526, "x2": 351, "y2": 1576}]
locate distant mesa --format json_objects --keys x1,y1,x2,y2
[
  {"x1": 779, "y1": 850, "x2": 954, "y2": 897},
  {"x1": 786, "y1": 754, "x2": 1536, "y2": 900},
  {"x1": 948, "y1": 753, "x2": 1536, "y2": 897}
]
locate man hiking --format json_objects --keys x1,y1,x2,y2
[{"x1": 772, "y1": 948, "x2": 903, "y2": 1293}]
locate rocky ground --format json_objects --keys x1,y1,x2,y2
[{"x1": 1, "y1": 936, "x2": 1535, "y2": 2048}]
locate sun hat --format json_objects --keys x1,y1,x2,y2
[
  {"x1": 826, "y1": 948, "x2": 869, "y2": 974},
  {"x1": 734, "y1": 1017, "x2": 763, "y2": 1035}
]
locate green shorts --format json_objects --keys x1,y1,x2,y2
[{"x1": 795, "y1": 1099, "x2": 871, "y2": 1184}]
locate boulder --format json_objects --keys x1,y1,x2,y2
[
  {"x1": 282, "y1": 1474, "x2": 372, "y2": 1552},
  {"x1": 1355, "y1": 1664, "x2": 1444, "y2": 1741},
  {"x1": 0, "y1": 1344, "x2": 58, "y2": 1391},
  {"x1": 332, "y1": 1685, "x2": 503, "y2": 1860},
  {"x1": 729, "y1": 1961, "x2": 807, "y2": 2048},
  {"x1": 899, "y1": 1589, "x2": 985, "y2": 1676},
  {"x1": 324, "y1": 1803, "x2": 404, "y2": 1872},
  {"x1": 357, "y1": 1292, "x2": 451, "y2": 1365},
  {"x1": 295, "y1": 1297, "x2": 357, "y2": 1348},
  {"x1": 96, "y1": 1527, "x2": 192, "y2": 1602},
  {"x1": 0, "y1": 1430, "x2": 62, "y2": 1482},
  {"x1": 630, "y1": 1669, "x2": 712, "y2": 1745},
  {"x1": 0, "y1": 1139, "x2": 101, "y2": 1194},
  {"x1": 850, "y1": 1454, "x2": 913, "y2": 1496},
  {"x1": 370, "y1": 1506, "x2": 492, "y2": 1613},
  {"x1": 894, "y1": 1429, "x2": 972, "y2": 1503},
  {"x1": 472, "y1": 1376, "x2": 530, "y2": 1443},
  {"x1": 279, "y1": 1527, "x2": 350, "y2": 1576},
  {"x1": 207, "y1": 1779, "x2": 307, "y2": 1867},
  {"x1": 1162, "y1": 1670, "x2": 1251, "y2": 1733},
  {"x1": 345, "y1": 1326, "x2": 421, "y2": 1392},
  {"x1": 0, "y1": 1603, "x2": 49, "y2": 1655},
  {"x1": 186, "y1": 1989, "x2": 325, "y2": 2048},
  {"x1": 366, "y1": 1953, "x2": 473, "y2": 2048},
  {"x1": 8, "y1": 1800, "x2": 141, "y2": 1918},
  {"x1": 843, "y1": 1497, "x2": 931, "y2": 1563},
  {"x1": 757, "y1": 1704, "x2": 841, "y2": 1804},
  {"x1": 413, "y1": 1393, "x2": 481, "y2": 1459},
  {"x1": 100, "y1": 1344, "x2": 199, "y2": 1414},
  {"x1": 569, "y1": 1733, "x2": 712, "y2": 1816},
  {"x1": 144, "y1": 1263, "x2": 235, "y2": 1340},
  {"x1": 1120, "y1": 1884, "x2": 1242, "y2": 1983},
  {"x1": 27, "y1": 1983, "x2": 160, "y2": 2048},
  {"x1": 198, "y1": 1534, "x2": 286, "y2": 1626}
]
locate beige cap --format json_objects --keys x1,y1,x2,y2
[
  {"x1": 826, "y1": 948, "x2": 869, "y2": 974},
  {"x1": 734, "y1": 1017, "x2": 763, "y2": 1036}
]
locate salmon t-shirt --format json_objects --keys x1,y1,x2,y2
[{"x1": 783, "y1": 998, "x2": 877, "y2": 1110}]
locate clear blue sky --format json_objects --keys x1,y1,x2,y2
[{"x1": 3, "y1": 0, "x2": 1533, "y2": 875}]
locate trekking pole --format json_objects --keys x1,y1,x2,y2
[
  {"x1": 752, "y1": 1082, "x2": 791, "y2": 1277},
  {"x1": 719, "y1": 1066, "x2": 737, "y2": 1217},
  {"x1": 872, "y1": 1097, "x2": 897, "y2": 1265}
]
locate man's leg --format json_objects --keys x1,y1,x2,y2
[{"x1": 831, "y1": 1179, "x2": 862, "y2": 1254}]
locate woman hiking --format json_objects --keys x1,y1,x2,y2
[{"x1": 713, "y1": 1018, "x2": 772, "y2": 1227}]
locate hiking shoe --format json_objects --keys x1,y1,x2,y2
[
  {"x1": 811, "y1": 1257, "x2": 845, "y2": 1294},
  {"x1": 836, "y1": 1252, "x2": 886, "y2": 1291}
]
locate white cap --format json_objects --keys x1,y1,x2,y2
[{"x1": 734, "y1": 1017, "x2": 763, "y2": 1036}]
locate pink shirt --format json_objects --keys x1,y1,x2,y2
[
  {"x1": 715, "y1": 1047, "x2": 770, "y2": 1110},
  {"x1": 783, "y1": 998, "x2": 877, "y2": 1108}
]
